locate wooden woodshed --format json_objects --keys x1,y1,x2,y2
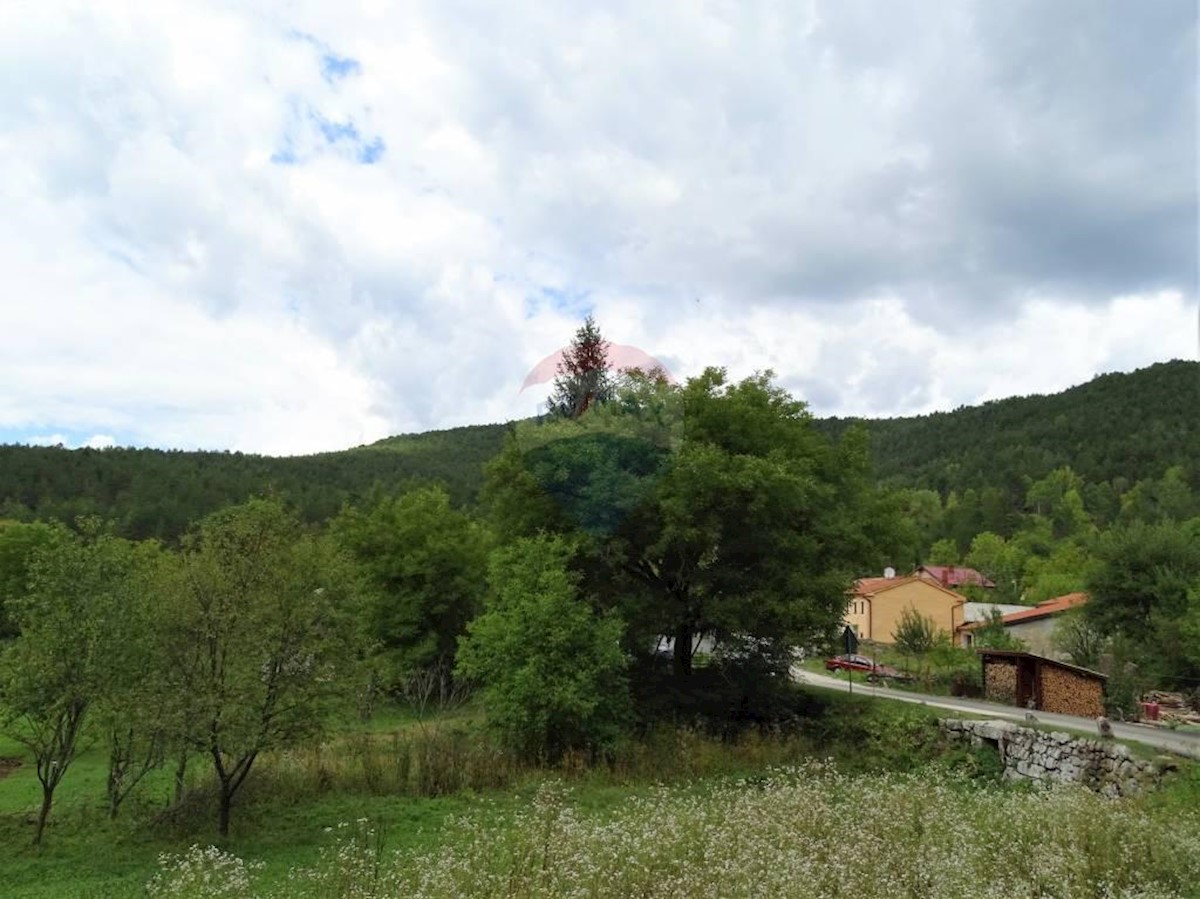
[{"x1": 980, "y1": 650, "x2": 1107, "y2": 718}]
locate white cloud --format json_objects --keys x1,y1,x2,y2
[{"x1": 0, "y1": 0, "x2": 1193, "y2": 453}]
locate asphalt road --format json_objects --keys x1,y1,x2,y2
[{"x1": 792, "y1": 667, "x2": 1200, "y2": 760}]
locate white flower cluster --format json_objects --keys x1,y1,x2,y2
[
  {"x1": 286, "y1": 817, "x2": 404, "y2": 898},
  {"x1": 146, "y1": 844, "x2": 263, "y2": 899},
  {"x1": 147, "y1": 764, "x2": 1200, "y2": 898}
]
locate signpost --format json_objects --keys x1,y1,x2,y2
[
  {"x1": 842, "y1": 626, "x2": 858, "y2": 694},
  {"x1": 842, "y1": 625, "x2": 858, "y2": 656}
]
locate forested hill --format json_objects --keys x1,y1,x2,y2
[
  {"x1": 818, "y1": 359, "x2": 1199, "y2": 494},
  {"x1": 0, "y1": 422, "x2": 511, "y2": 540},
  {"x1": 1, "y1": 359, "x2": 1195, "y2": 540}
]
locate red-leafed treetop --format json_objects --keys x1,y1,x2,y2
[{"x1": 549, "y1": 316, "x2": 614, "y2": 418}]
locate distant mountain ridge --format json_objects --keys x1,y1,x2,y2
[{"x1": 1, "y1": 359, "x2": 1195, "y2": 540}]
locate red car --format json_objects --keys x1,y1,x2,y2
[
  {"x1": 824, "y1": 654, "x2": 910, "y2": 681},
  {"x1": 825, "y1": 653, "x2": 877, "y2": 673}
]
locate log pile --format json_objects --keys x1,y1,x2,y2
[{"x1": 1141, "y1": 691, "x2": 1200, "y2": 725}]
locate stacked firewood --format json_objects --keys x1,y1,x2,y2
[{"x1": 1141, "y1": 691, "x2": 1200, "y2": 725}]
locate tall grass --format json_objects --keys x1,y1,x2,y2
[
  {"x1": 150, "y1": 763, "x2": 1200, "y2": 899},
  {"x1": 215, "y1": 722, "x2": 847, "y2": 812}
]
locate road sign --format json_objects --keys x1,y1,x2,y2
[{"x1": 842, "y1": 625, "x2": 858, "y2": 656}]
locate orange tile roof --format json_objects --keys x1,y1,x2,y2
[
  {"x1": 852, "y1": 575, "x2": 919, "y2": 595},
  {"x1": 851, "y1": 575, "x2": 966, "y2": 602},
  {"x1": 960, "y1": 592, "x2": 1088, "y2": 630}
]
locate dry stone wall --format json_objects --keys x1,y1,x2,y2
[{"x1": 941, "y1": 719, "x2": 1168, "y2": 798}]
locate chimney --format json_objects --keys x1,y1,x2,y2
[
  {"x1": 883, "y1": 566, "x2": 896, "y2": 579},
  {"x1": 942, "y1": 565, "x2": 953, "y2": 587}
]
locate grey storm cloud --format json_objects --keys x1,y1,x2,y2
[{"x1": 408, "y1": 0, "x2": 1197, "y2": 320}]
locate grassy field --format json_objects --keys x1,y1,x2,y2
[{"x1": 2, "y1": 690, "x2": 1197, "y2": 898}]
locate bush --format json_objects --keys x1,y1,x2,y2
[
  {"x1": 629, "y1": 651, "x2": 829, "y2": 739},
  {"x1": 456, "y1": 536, "x2": 631, "y2": 760}
]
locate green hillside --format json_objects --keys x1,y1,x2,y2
[
  {"x1": 820, "y1": 359, "x2": 1200, "y2": 493},
  {"x1": 0, "y1": 423, "x2": 511, "y2": 540},
  {"x1": 1, "y1": 360, "x2": 1195, "y2": 540}
]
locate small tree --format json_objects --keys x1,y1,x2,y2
[
  {"x1": 96, "y1": 541, "x2": 176, "y2": 819},
  {"x1": 893, "y1": 606, "x2": 939, "y2": 676},
  {"x1": 332, "y1": 485, "x2": 488, "y2": 692},
  {"x1": 971, "y1": 608, "x2": 1025, "y2": 652},
  {"x1": 0, "y1": 521, "x2": 67, "y2": 640},
  {"x1": 166, "y1": 498, "x2": 362, "y2": 837},
  {"x1": 1052, "y1": 609, "x2": 1105, "y2": 669},
  {"x1": 0, "y1": 522, "x2": 135, "y2": 844},
  {"x1": 549, "y1": 315, "x2": 614, "y2": 418},
  {"x1": 926, "y1": 538, "x2": 959, "y2": 566},
  {"x1": 456, "y1": 535, "x2": 630, "y2": 760}
]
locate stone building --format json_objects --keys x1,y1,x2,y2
[{"x1": 980, "y1": 649, "x2": 1106, "y2": 718}]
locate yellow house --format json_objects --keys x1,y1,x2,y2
[{"x1": 844, "y1": 575, "x2": 966, "y2": 644}]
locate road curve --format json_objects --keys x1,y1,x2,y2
[{"x1": 792, "y1": 667, "x2": 1200, "y2": 760}]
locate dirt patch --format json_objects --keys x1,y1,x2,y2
[{"x1": 0, "y1": 757, "x2": 22, "y2": 780}]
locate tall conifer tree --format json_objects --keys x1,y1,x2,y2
[{"x1": 549, "y1": 315, "x2": 614, "y2": 418}]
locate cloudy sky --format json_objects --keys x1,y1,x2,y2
[{"x1": 2, "y1": 0, "x2": 1196, "y2": 455}]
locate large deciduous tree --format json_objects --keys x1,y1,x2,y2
[
  {"x1": 614, "y1": 370, "x2": 901, "y2": 675},
  {"x1": 96, "y1": 540, "x2": 176, "y2": 819},
  {"x1": 488, "y1": 367, "x2": 901, "y2": 678},
  {"x1": 1086, "y1": 519, "x2": 1200, "y2": 685}
]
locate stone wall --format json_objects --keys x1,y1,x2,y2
[{"x1": 940, "y1": 719, "x2": 1168, "y2": 798}]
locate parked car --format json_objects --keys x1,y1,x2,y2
[
  {"x1": 825, "y1": 653, "x2": 877, "y2": 674},
  {"x1": 824, "y1": 654, "x2": 911, "y2": 682}
]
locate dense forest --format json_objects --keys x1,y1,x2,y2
[
  {"x1": 0, "y1": 423, "x2": 510, "y2": 540},
  {"x1": 823, "y1": 359, "x2": 1200, "y2": 491},
  {"x1": 1, "y1": 360, "x2": 1196, "y2": 544}
]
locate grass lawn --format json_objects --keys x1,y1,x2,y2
[
  {"x1": 1, "y1": 691, "x2": 1195, "y2": 898},
  {"x1": 0, "y1": 725, "x2": 494, "y2": 897}
]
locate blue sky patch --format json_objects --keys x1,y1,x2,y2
[
  {"x1": 357, "y1": 137, "x2": 385, "y2": 164},
  {"x1": 289, "y1": 30, "x2": 362, "y2": 84},
  {"x1": 542, "y1": 286, "x2": 593, "y2": 314},
  {"x1": 0, "y1": 427, "x2": 124, "y2": 450},
  {"x1": 270, "y1": 141, "x2": 299, "y2": 165},
  {"x1": 524, "y1": 287, "x2": 593, "y2": 319},
  {"x1": 269, "y1": 108, "x2": 385, "y2": 166},
  {"x1": 315, "y1": 116, "x2": 361, "y2": 144},
  {"x1": 321, "y1": 52, "x2": 361, "y2": 82}
]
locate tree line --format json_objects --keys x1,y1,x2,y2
[
  {"x1": 1, "y1": 361, "x2": 1193, "y2": 546},
  {"x1": 0, "y1": 321, "x2": 1196, "y2": 845}
]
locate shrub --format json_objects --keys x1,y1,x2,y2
[{"x1": 455, "y1": 535, "x2": 631, "y2": 761}]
